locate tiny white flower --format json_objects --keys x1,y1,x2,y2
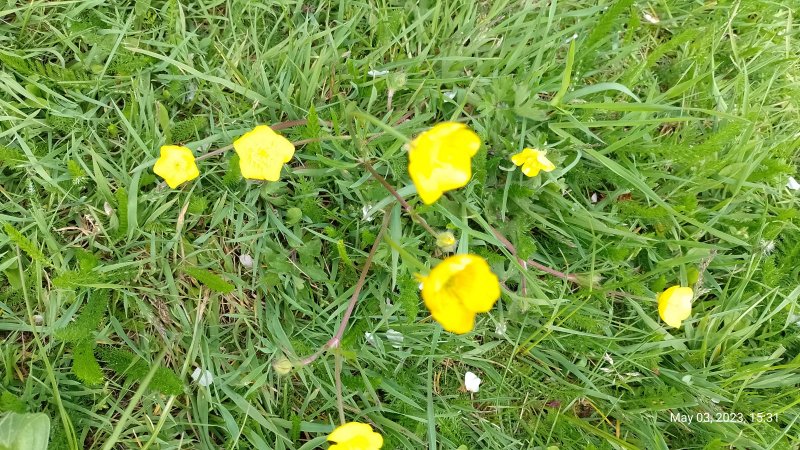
[
  {"x1": 760, "y1": 240, "x2": 775, "y2": 254},
  {"x1": 464, "y1": 371, "x2": 481, "y2": 393},
  {"x1": 494, "y1": 321, "x2": 507, "y2": 336},
  {"x1": 103, "y1": 201, "x2": 114, "y2": 216},
  {"x1": 367, "y1": 69, "x2": 389, "y2": 77},
  {"x1": 386, "y1": 329, "x2": 404, "y2": 349},
  {"x1": 239, "y1": 253, "x2": 254, "y2": 268},
  {"x1": 443, "y1": 90, "x2": 456, "y2": 100},
  {"x1": 787, "y1": 176, "x2": 800, "y2": 190},
  {"x1": 191, "y1": 367, "x2": 214, "y2": 387},
  {"x1": 364, "y1": 332, "x2": 377, "y2": 345}
]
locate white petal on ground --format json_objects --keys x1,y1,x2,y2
[
  {"x1": 386, "y1": 329, "x2": 404, "y2": 349},
  {"x1": 367, "y1": 69, "x2": 389, "y2": 77},
  {"x1": 239, "y1": 253, "x2": 254, "y2": 268},
  {"x1": 191, "y1": 368, "x2": 214, "y2": 387},
  {"x1": 464, "y1": 371, "x2": 481, "y2": 393},
  {"x1": 787, "y1": 176, "x2": 800, "y2": 190},
  {"x1": 495, "y1": 321, "x2": 507, "y2": 336},
  {"x1": 590, "y1": 192, "x2": 598, "y2": 203},
  {"x1": 362, "y1": 204, "x2": 375, "y2": 222},
  {"x1": 643, "y1": 12, "x2": 660, "y2": 24}
]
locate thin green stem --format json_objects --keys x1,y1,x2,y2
[
  {"x1": 17, "y1": 253, "x2": 79, "y2": 450},
  {"x1": 334, "y1": 352, "x2": 346, "y2": 425},
  {"x1": 101, "y1": 348, "x2": 170, "y2": 450}
]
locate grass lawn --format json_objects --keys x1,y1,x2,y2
[{"x1": 1, "y1": 0, "x2": 799, "y2": 448}]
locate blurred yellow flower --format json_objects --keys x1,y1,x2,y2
[
  {"x1": 327, "y1": 422, "x2": 383, "y2": 450},
  {"x1": 657, "y1": 286, "x2": 693, "y2": 328},
  {"x1": 408, "y1": 122, "x2": 481, "y2": 204},
  {"x1": 153, "y1": 145, "x2": 200, "y2": 188},
  {"x1": 418, "y1": 254, "x2": 500, "y2": 334},
  {"x1": 233, "y1": 125, "x2": 295, "y2": 181},
  {"x1": 511, "y1": 148, "x2": 556, "y2": 177}
]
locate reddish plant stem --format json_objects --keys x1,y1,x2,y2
[
  {"x1": 364, "y1": 158, "x2": 583, "y2": 289},
  {"x1": 299, "y1": 210, "x2": 391, "y2": 367},
  {"x1": 486, "y1": 223, "x2": 581, "y2": 284},
  {"x1": 362, "y1": 160, "x2": 439, "y2": 237}
]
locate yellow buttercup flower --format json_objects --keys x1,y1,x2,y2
[
  {"x1": 233, "y1": 125, "x2": 295, "y2": 181},
  {"x1": 327, "y1": 422, "x2": 383, "y2": 450},
  {"x1": 657, "y1": 286, "x2": 693, "y2": 328},
  {"x1": 407, "y1": 122, "x2": 481, "y2": 204},
  {"x1": 418, "y1": 254, "x2": 501, "y2": 334},
  {"x1": 153, "y1": 145, "x2": 200, "y2": 188},
  {"x1": 511, "y1": 148, "x2": 556, "y2": 177}
]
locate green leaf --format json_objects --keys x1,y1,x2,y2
[
  {"x1": 2, "y1": 223, "x2": 49, "y2": 267},
  {"x1": 0, "y1": 412, "x2": 50, "y2": 450},
  {"x1": 181, "y1": 266, "x2": 234, "y2": 293},
  {"x1": 584, "y1": 0, "x2": 635, "y2": 49},
  {"x1": 97, "y1": 347, "x2": 183, "y2": 396},
  {"x1": 156, "y1": 102, "x2": 170, "y2": 143},
  {"x1": 0, "y1": 392, "x2": 25, "y2": 414},
  {"x1": 55, "y1": 291, "x2": 109, "y2": 343},
  {"x1": 114, "y1": 187, "x2": 129, "y2": 238},
  {"x1": 171, "y1": 116, "x2": 208, "y2": 143},
  {"x1": 72, "y1": 339, "x2": 103, "y2": 385},
  {"x1": 0, "y1": 146, "x2": 25, "y2": 168},
  {"x1": 550, "y1": 39, "x2": 576, "y2": 106},
  {"x1": 223, "y1": 154, "x2": 243, "y2": 188}
]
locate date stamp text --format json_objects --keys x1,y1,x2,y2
[{"x1": 670, "y1": 412, "x2": 779, "y2": 424}]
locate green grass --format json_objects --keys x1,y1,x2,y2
[{"x1": 1, "y1": 0, "x2": 799, "y2": 449}]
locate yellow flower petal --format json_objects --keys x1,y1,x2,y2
[
  {"x1": 657, "y1": 286, "x2": 693, "y2": 328},
  {"x1": 510, "y1": 148, "x2": 556, "y2": 178},
  {"x1": 153, "y1": 145, "x2": 200, "y2": 188},
  {"x1": 233, "y1": 125, "x2": 295, "y2": 181},
  {"x1": 420, "y1": 254, "x2": 500, "y2": 334},
  {"x1": 510, "y1": 152, "x2": 527, "y2": 166},
  {"x1": 408, "y1": 122, "x2": 481, "y2": 204},
  {"x1": 327, "y1": 422, "x2": 383, "y2": 450}
]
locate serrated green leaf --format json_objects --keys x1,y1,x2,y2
[{"x1": 182, "y1": 266, "x2": 234, "y2": 293}]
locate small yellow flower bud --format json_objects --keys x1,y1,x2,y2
[
  {"x1": 435, "y1": 231, "x2": 457, "y2": 252},
  {"x1": 272, "y1": 356, "x2": 294, "y2": 375}
]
